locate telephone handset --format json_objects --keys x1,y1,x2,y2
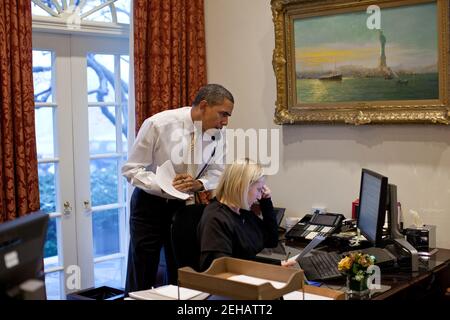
[{"x1": 285, "y1": 212, "x2": 344, "y2": 241}]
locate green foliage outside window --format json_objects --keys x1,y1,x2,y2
[{"x1": 40, "y1": 161, "x2": 120, "y2": 258}]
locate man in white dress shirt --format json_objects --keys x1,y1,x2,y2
[{"x1": 122, "y1": 84, "x2": 234, "y2": 294}]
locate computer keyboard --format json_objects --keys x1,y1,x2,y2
[{"x1": 298, "y1": 252, "x2": 343, "y2": 281}]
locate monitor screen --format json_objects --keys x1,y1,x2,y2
[
  {"x1": 274, "y1": 207, "x2": 285, "y2": 226},
  {"x1": 311, "y1": 214, "x2": 339, "y2": 226},
  {"x1": 0, "y1": 211, "x2": 48, "y2": 299},
  {"x1": 357, "y1": 169, "x2": 388, "y2": 246}
]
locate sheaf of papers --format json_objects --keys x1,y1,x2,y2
[
  {"x1": 283, "y1": 291, "x2": 333, "y2": 300},
  {"x1": 155, "y1": 160, "x2": 190, "y2": 200},
  {"x1": 153, "y1": 285, "x2": 205, "y2": 300},
  {"x1": 129, "y1": 285, "x2": 208, "y2": 300},
  {"x1": 227, "y1": 275, "x2": 286, "y2": 289}
]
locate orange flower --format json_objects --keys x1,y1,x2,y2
[{"x1": 338, "y1": 256, "x2": 353, "y2": 271}]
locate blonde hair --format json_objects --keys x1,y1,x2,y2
[{"x1": 215, "y1": 158, "x2": 264, "y2": 210}]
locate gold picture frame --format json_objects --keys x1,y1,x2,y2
[{"x1": 271, "y1": 0, "x2": 450, "y2": 125}]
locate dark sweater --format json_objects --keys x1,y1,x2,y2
[{"x1": 197, "y1": 198, "x2": 278, "y2": 271}]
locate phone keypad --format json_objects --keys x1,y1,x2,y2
[{"x1": 297, "y1": 224, "x2": 336, "y2": 239}]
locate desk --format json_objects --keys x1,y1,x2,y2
[
  {"x1": 159, "y1": 238, "x2": 450, "y2": 300},
  {"x1": 285, "y1": 238, "x2": 450, "y2": 300},
  {"x1": 370, "y1": 248, "x2": 450, "y2": 300}
]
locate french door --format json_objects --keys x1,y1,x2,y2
[{"x1": 33, "y1": 32, "x2": 129, "y2": 299}]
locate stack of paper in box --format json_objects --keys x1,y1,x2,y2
[
  {"x1": 129, "y1": 285, "x2": 209, "y2": 300},
  {"x1": 227, "y1": 275, "x2": 334, "y2": 300}
]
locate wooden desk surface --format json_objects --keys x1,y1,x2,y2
[
  {"x1": 285, "y1": 239, "x2": 450, "y2": 300},
  {"x1": 325, "y1": 248, "x2": 450, "y2": 300},
  {"x1": 371, "y1": 248, "x2": 450, "y2": 300}
]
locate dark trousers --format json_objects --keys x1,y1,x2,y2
[{"x1": 125, "y1": 188, "x2": 185, "y2": 294}]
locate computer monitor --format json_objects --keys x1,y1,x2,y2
[
  {"x1": 0, "y1": 211, "x2": 48, "y2": 299},
  {"x1": 357, "y1": 169, "x2": 388, "y2": 247},
  {"x1": 274, "y1": 207, "x2": 285, "y2": 227}
]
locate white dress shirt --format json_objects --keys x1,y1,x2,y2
[{"x1": 122, "y1": 107, "x2": 225, "y2": 199}]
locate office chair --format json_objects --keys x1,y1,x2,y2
[{"x1": 170, "y1": 204, "x2": 206, "y2": 273}]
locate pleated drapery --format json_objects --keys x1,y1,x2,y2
[
  {"x1": 133, "y1": 0, "x2": 207, "y2": 132},
  {"x1": 0, "y1": 0, "x2": 40, "y2": 222}
]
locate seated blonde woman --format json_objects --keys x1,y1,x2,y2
[{"x1": 197, "y1": 158, "x2": 296, "y2": 271}]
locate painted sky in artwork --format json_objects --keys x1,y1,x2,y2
[{"x1": 294, "y1": 2, "x2": 437, "y2": 72}]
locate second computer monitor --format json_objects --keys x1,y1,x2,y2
[
  {"x1": 0, "y1": 211, "x2": 48, "y2": 299},
  {"x1": 357, "y1": 169, "x2": 388, "y2": 247}
]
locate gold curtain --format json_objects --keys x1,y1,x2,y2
[
  {"x1": 0, "y1": 0, "x2": 40, "y2": 222},
  {"x1": 133, "y1": 0, "x2": 207, "y2": 132}
]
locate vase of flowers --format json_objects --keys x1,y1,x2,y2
[{"x1": 338, "y1": 252, "x2": 375, "y2": 300}]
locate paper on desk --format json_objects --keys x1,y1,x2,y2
[
  {"x1": 129, "y1": 285, "x2": 209, "y2": 300},
  {"x1": 155, "y1": 160, "x2": 190, "y2": 200},
  {"x1": 289, "y1": 235, "x2": 326, "y2": 263},
  {"x1": 228, "y1": 275, "x2": 286, "y2": 289},
  {"x1": 153, "y1": 285, "x2": 204, "y2": 300},
  {"x1": 288, "y1": 254, "x2": 300, "y2": 262},
  {"x1": 283, "y1": 291, "x2": 332, "y2": 300}
]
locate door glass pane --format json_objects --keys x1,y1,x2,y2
[
  {"x1": 44, "y1": 217, "x2": 59, "y2": 265},
  {"x1": 115, "y1": 0, "x2": 131, "y2": 24},
  {"x1": 33, "y1": 50, "x2": 53, "y2": 102},
  {"x1": 121, "y1": 119, "x2": 128, "y2": 153},
  {"x1": 32, "y1": 0, "x2": 131, "y2": 25},
  {"x1": 90, "y1": 158, "x2": 118, "y2": 207},
  {"x1": 122, "y1": 177, "x2": 128, "y2": 204},
  {"x1": 119, "y1": 54, "x2": 129, "y2": 151},
  {"x1": 92, "y1": 209, "x2": 120, "y2": 258},
  {"x1": 88, "y1": 106, "x2": 117, "y2": 154},
  {"x1": 82, "y1": 3, "x2": 113, "y2": 23},
  {"x1": 87, "y1": 54, "x2": 115, "y2": 103},
  {"x1": 120, "y1": 55, "x2": 129, "y2": 102},
  {"x1": 45, "y1": 271, "x2": 62, "y2": 300},
  {"x1": 35, "y1": 107, "x2": 55, "y2": 159},
  {"x1": 38, "y1": 163, "x2": 57, "y2": 213},
  {"x1": 31, "y1": 3, "x2": 53, "y2": 17},
  {"x1": 94, "y1": 258, "x2": 124, "y2": 288}
]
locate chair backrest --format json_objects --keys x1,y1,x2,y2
[{"x1": 171, "y1": 204, "x2": 206, "y2": 272}]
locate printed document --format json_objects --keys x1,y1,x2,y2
[
  {"x1": 129, "y1": 285, "x2": 208, "y2": 300},
  {"x1": 227, "y1": 275, "x2": 286, "y2": 289},
  {"x1": 155, "y1": 160, "x2": 190, "y2": 200}
]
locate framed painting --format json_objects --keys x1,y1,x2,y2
[{"x1": 271, "y1": 0, "x2": 450, "y2": 124}]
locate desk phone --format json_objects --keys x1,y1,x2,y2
[{"x1": 285, "y1": 213, "x2": 344, "y2": 241}]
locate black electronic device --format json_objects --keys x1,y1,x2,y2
[
  {"x1": 274, "y1": 207, "x2": 286, "y2": 233},
  {"x1": 285, "y1": 212, "x2": 344, "y2": 241},
  {"x1": 354, "y1": 169, "x2": 399, "y2": 270},
  {"x1": 404, "y1": 225, "x2": 436, "y2": 252},
  {"x1": 298, "y1": 252, "x2": 343, "y2": 281},
  {"x1": 357, "y1": 169, "x2": 388, "y2": 247},
  {"x1": 0, "y1": 211, "x2": 49, "y2": 300},
  {"x1": 299, "y1": 169, "x2": 397, "y2": 282}
]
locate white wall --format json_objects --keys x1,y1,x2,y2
[{"x1": 204, "y1": 0, "x2": 450, "y2": 248}]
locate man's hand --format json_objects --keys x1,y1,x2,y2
[{"x1": 172, "y1": 173, "x2": 204, "y2": 193}]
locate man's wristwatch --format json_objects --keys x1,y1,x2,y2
[{"x1": 196, "y1": 180, "x2": 205, "y2": 191}]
